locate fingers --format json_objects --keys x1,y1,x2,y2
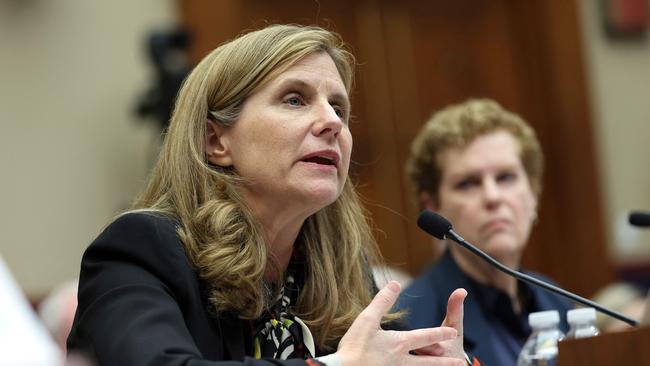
[
  {"x1": 397, "y1": 327, "x2": 458, "y2": 351},
  {"x1": 341, "y1": 282, "x2": 465, "y2": 366},
  {"x1": 356, "y1": 281, "x2": 401, "y2": 326},
  {"x1": 412, "y1": 342, "x2": 445, "y2": 357},
  {"x1": 442, "y1": 288, "x2": 467, "y2": 338},
  {"x1": 406, "y1": 354, "x2": 466, "y2": 366}
]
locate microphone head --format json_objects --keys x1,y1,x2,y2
[
  {"x1": 629, "y1": 211, "x2": 650, "y2": 227},
  {"x1": 417, "y1": 210, "x2": 452, "y2": 239}
]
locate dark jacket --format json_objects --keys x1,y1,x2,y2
[
  {"x1": 397, "y1": 250, "x2": 572, "y2": 366},
  {"x1": 67, "y1": 212, "x2": 311, "y2": 366}
]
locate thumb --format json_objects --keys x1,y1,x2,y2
[{"x1": 442, "y1": 288, "x2": 467, "y2": 338}]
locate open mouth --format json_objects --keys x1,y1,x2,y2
[{"x1": 302, "y1": 156, "x2": 337, "y2": 166}]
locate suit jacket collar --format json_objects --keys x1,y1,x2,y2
[
  {"x1": 435, "y1": 249, "x2": 571, "y2": 366},
  {"x1": 219, "y1": 313, "x2": 247, "y2": 360},
  {"x1": 434, "y1": 251, "x2": 492, "y2": 354}
]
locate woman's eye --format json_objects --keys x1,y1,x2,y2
[
  {"x1": 332, "y1": 105, "x2": 343, "y2": 118},
  {"x1": 498, "y1": 172, "x2": 517, "y2": 183},
  {"x1": 455, "y1": 179, "x2": 477, "y2": 190},
  {"x1": 331, "y1": 103, "x2": 350, "y2": 123},
  {"x1": 284, "y1": 95, "x2": 303, "y2": 107}
]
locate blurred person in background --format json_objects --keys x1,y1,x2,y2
[
  {"x1": 38, "y1": 279, "x2": 78, "y2": 352},
  {"x1": 0, "y1": 254, "x2": 62, "y2": 365},
  {"x1": 398, "y1": 99, "x2": 572, "y2": 366},
  {"x1": 66, "y1": 24, "x2": 471, "y2": 366},
  {"x1": 591, "y1": 282, "x2": 647, "y2": 332}
]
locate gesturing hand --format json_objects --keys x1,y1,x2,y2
[{"x1": 336, "y1": 281, "x2": 466, "y2": 366}]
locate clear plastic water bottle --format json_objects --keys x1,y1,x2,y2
[
  {"x1": 517, "y1": 310, "x2": 565, "y2": 366},
  {"x1": 566, "y1": 307, "x2": 599, "y2": 339}
]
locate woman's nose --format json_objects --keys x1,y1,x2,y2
[
  {"x1": 483, "y1": 179, "x2": 502, "y2": 206},
  {"x1": 312, "y1": 102, "x2": 343, "y2": 138}
]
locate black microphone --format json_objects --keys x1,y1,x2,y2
[
  {"x1": 629, "y1": 211, "x2": 650, "y2": 227},
  {"x1": 417, "y1": 210, "x2": 639, "y2": 327}
]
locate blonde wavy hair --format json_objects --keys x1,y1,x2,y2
[
  {"x1": 407, "y1": 98, "x2": 544, "y2": 207},
  {"x1": 131, "y1": 24, "x2": 382, "y2": 352}
]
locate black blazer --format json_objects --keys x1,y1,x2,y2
[
  {"x1": 397, "y1": 250, "x2": 572, "y2": 366},
  {"x1": 67, "y1": 212, "x2": 311, "y2": 366}
]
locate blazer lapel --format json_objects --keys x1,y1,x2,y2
[
  {"x1": 219, "y1": 314, "x2": 247, "y2": 360},
  {"x1": 435, "y1": 251, "x2": 496, "y2": 365},
  {"x1": 462, "y1": 292, "x2": 496, "y2": 365}
]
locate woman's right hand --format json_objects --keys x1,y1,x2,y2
[{"x1": 336, "y1": 281, "x2": 466, "y2": 366}]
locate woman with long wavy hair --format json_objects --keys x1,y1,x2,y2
[{"x1": 67, "y1": 24, "x2": 468, "y2": 366}]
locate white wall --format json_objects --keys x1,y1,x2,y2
[
  {"x1": 0, "y1": 0, "x2": 177, "y2": 296},
  {"x1": 579, "y1": 0, "x2": 650, "y2": 263}
]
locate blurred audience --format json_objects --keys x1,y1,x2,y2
[
  {"x1": 0, "y1": 254, "x2": 62, "y2": 365},
  {"x1": 37, "y1": 279, "x2": 78, "y2": 351},
  {"x1": 591, "y1": 282, "x2": 648, "y2": 332}
]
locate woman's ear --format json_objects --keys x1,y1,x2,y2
[
  {"x1": 531, "y1": 194, "x2": 539, "y2": 223},
  {"x1": 419, "y1": 191, "x2": 438, "y2": 212},
  {"x1": 205, "y1": 119, "x2": 233, "y2": 167}
]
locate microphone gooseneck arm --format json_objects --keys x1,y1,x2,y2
[
  {"x1": 445, "y1": 229, "x2": 639, "y2": 327},
  {"x1": 417, "y1": 210, "x2": 639, "y2": 327}
]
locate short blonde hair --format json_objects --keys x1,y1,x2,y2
[
  {"x1": 132, "y1": 24, "x2": 381, "y2": 352},
  {"x1": 407, "y1": 98, "x2": 543, "y2": 207}
]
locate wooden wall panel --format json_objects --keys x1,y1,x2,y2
[{"x1": 503, "y1": 0, "x2": 614, "y2": 296}]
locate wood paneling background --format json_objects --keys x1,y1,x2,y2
[{"x1": 179, "y1": 0, "x2": 613, "y2": 297}]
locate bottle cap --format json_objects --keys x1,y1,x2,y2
[
  {"x1": 567, "y1": 307, "x2": 597, "y2": 324},
  {"x1": 529, "y1": 310, "x2": 560, "y2": 328}
]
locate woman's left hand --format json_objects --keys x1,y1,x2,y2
[
  {"x1": 412, "y1": 288, "x2": 467, "y2": 359},
  {"x1": 336, "y1": 281, "x2": 464, "y2": 366}
]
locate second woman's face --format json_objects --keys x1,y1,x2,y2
[
  {"x1": 219, "y1": 52, "x2": 352, "y2": 216},
  {"x1": 429, "y1": 131, "x2": 537, "y2": 264}
]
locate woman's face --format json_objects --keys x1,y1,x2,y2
[
  {"x1": 426, "y1": 131, "x2": 537, "y2": 264},
  {"x1": 210, "y1": 52, "x2": 352, "y2": 217}
]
